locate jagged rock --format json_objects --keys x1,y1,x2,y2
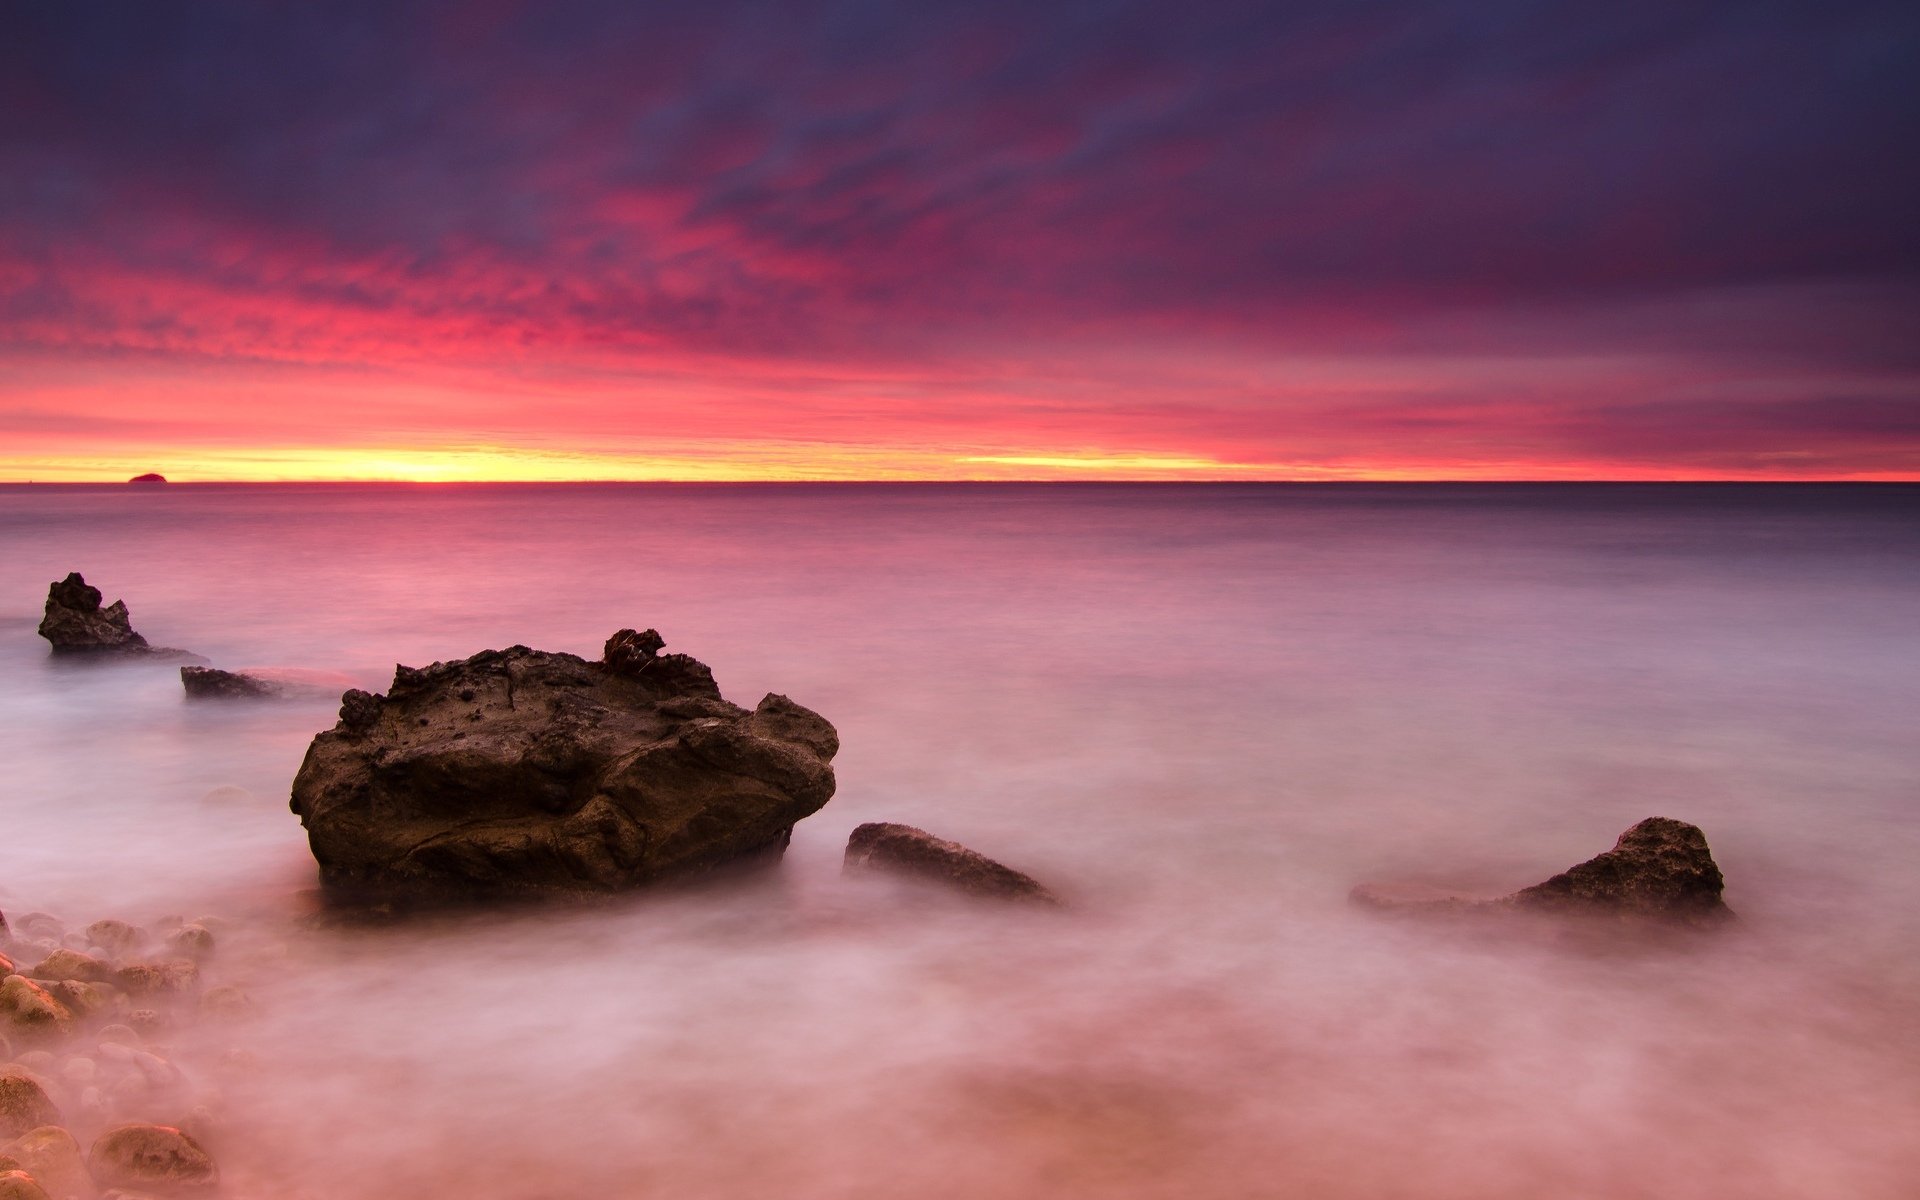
[
  {"x1": 179, "y1": 667, "x2": 278, "y2": 699},
  {"x1": 1350, "y1": 817, "x2": 1733, "y2": 927},
  {"x1": 844, "y1": 823, "x2": 1059, "y2": 904},
  {"x1": 0, "y1": 980, "x2": 73, "y2": 1044},
  {"x1": 288, "y1": 634, "x2": 838, "y2": 902},
  {"x1": 87, "y1": 1125, "x2": 217, "y2": 1194},
  {"x1": 1507, "y1": 816, "x2": 1732, "y2": 925},
  {"x1": 0, "y1": 1070, "x2": 61, "y2": 1139},
  {"x1": 36, "y1": 575, "x2": 199, "y2": 660},
  {"x1": 3, "y1": 1126, "x2": 89, "y2": 1200}
]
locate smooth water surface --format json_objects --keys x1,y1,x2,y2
[{"x1": 0, "y1": 483, "x2": 1915, "y2": 1199}]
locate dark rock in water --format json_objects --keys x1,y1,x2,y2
[
  {"x1": 37, "y1": 573, "x2": 200, "y2": 660},
  {"x1": 1506, "y1": 816, "x2": 1732, "y2": 925},
  {"x1": 180, "y1": 666, "x2": 279, "y2": 699},
  {"x1": 1350, "y1": 816, "x2": 1733, "y2": 928},
  {"x1": 87, "y1": 1124, "x2": 218, "y2": 1194},
  {"x1": 127, "y1": 473, "x2": 168, "y2": 484},
  {"x1": 289, "y1": 634, "x2": 838, "y2": 902},
  {"x1": 38, "y1": 573, "x2": 146, "y2": 653},
  {"x1": 844, "y1": 822, "x2": 1059, "y2": 904}
]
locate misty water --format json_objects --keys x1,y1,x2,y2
[{"x1": 1, "y1": 482, "x2": 1915, "y2": 1199}]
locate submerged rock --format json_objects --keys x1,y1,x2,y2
[
  {"x1": 1507, "y1": 816, "x2": 1732, "y2": 925},
  {"x1": 178, "y1": 667, "x2": 278, "y2": 699},
  {"x1": 0, "y1": 1070, "x2": 61, "y2": 1140},
  {"x1": 36, "y1": 575, "x2": 198, "y2": 660},
  {"x1": 844, "y1": 822, "x2": 1059, "y2": 904},
  {"x1": 87, "y1": 1124, "x2": 217, "y2": 1194},
  {"x1": 289, "y1": 634, "x2": 838, "y2": 902},
  {"x1": 1350, "y1": 816, "x2": 1733, "y2": 927}
]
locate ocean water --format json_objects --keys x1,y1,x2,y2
[{"x1": 0, "y1": 482, "x2": 1915, "y2": 1199}]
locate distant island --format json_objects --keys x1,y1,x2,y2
[{"x1": 128, "y1": 472, "x2": 168, "y2": 483}]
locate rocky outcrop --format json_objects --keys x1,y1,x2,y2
[
  {"x1": 36, "y1": 574, "x2": 198, "y2": 660},
  {"x1": 1349, "y1": 817, "x2": 1733, "y2": 927},
  {"x1": 289, "y1": 630, "x2": 838, "y2": 902},
  {"x1": 844, "y1": 822, "x2": 1059, "y2": 904},
  {"x1": 1506, "y1": 816, "x2": 1732, "y2": 925}
]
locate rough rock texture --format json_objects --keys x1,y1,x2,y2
[
  {"x1": 289, "y1": 634, "x2": 838, "y2": 902},
  {"x1": 1350, "y1": 817, "x2": 1732, "y2": 927},
  {"x1": 87, "y1": 1125, "x2": 217, "y2": 1194},
  {"x1": 37, "y1": 574, "x2": 146, "y2": 653},
  {"x1": 1506, "y1": 816, "x2": 1732, "y2": 925},
  {"x1": 179, "y1": 667, "x2": 279, "y2": 699},
  {"x1": 0, "y1": 981, "x2": 73, "y2": 1044},
  {"x1": 844, "y1": 823, "x2": 1059, "y2": 904},
  {"x1": 4, "y1": 1126, "x2": 89, "y2": 1200},
  {"x1": 0, "y1": 1170, "x2": 48, "y2": 1200},
  {"x1": 36, "y1": 575, "x2": 198, "y2": 660},
  {"x1": 0, "y1": 1071, "x2": 60, "y2": 1140}
]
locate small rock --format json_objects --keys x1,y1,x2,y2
[
  {"x1": 124, "y1": 1011, "x2": 169, "y2": 1039},
  {"x1": 30, "y1": 950, "x2": 112, "y2": 985},
  {"x1": 113, "y1": 963, "x2": 197, "y2": 1000},
  {"x1": 843, "y1": 822, "x2": 1060, "y2": 904},
  {"x1": 0, "y1": 1070, "x2": 61, "y2": 1139},
  {"x1": 0, "y1": 1170, "x2": 49, "y2": 1200},
  {"x1": 195, "y1": 988, "x2": 252, "y2": 1023},
  {"x1": 60, "y1": 1059, "x2": 96, "y2": 1087},
  {"x1": 0, "y1": 979, "x2": 74, "y2": 1044},
  {"x1": 13, "y1": 920, "x2": 60, "y2": 946},
  {"x1": 95, "y1": 1026, "x2": 141, "y2": 1049},
  {"x1": 162, "y1": 928, "x2": 212, "y2": 962},
  {"x1": 36, "y1": 575, "x2": 198, "y2": 660},
  {"x1": 87, "y1": 1124, "x2": 218, "y2": 1194},
  {"x1": 85, "y1": 922, "x2": 147, "y2": 958},
  {"x1": 36, "y1": 980, "x2": 120, "y2": 1022},
  {"x1": 3, "y1": 1125, "x2": 90, "y2": 1200}
]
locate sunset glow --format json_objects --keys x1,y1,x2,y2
[{"x1": 3, "y1": 2, "x2": 1915, "y2": 480}]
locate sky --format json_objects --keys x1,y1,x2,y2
[{"x1": 2, "y1": 0, "x2": 1917, "y2": 481}]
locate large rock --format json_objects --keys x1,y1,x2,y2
[
  {"x1": 1350, "y1": 817, "x2": 1733, "y2": 927},
  {"x1": 289, "y1": 630, "x2": 838, "y2": 902},
  {"x1": 87, "y1": 1125, "x2": 217, "y2": 1194},
  {"x1": 0, "y1": 1071, "x2": 60, "y2": 1140},
  {"x1": 36, "y1": 575, "x2": 197, "y2": 660},
  {"x1": 3, "y1": 1126, "x2": 89, "y2": 1200},
  {"x1": 1506, "y1": 816, "x2": 1732, "y2": 925},
  {"x1": 844, "y1": 822, "x2": 1059, "y2": 904},
  {"x1": 0, "y1": 980, "x2": 73, "y2": 1044}
]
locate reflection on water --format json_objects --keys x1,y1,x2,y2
[{"x1": 0, "y1": 483, "x2": 1916, "y2": 1197}]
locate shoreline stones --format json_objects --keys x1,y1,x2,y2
[
  {"x1": 88, "y1": 1124, "x2": 217, "y2": 1194},
  {"x1": 36, "y1": 574, "x2": 200, "y2": 661},
  {"x1": 290, "y1": 630, "x2": 839, "y2": 903},
  {"x1": 844, "y1": 822, "x2": 1060, "y2": 904},
  {"x1": 1350, "y1": 816, "x2": 1733, "y2": 928}
]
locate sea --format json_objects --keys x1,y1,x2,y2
[{"x1": 0, "y1": 482, "x2": 1914, "y2": 1199}]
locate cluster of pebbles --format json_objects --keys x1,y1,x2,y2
[{"x1": 0, "y1": 910, "x2": 246, "y2": 1198}]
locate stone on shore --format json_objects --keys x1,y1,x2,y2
[
  {"x1": 289, "y1": 631, "x2": 838, "y2": 902},
  {"x1": 0, "y1": 980, "x2": 74, "y2": 1044},
  {"x1": 3, "y1": 1126, "x2": 89, "y2": 1200},
  {"x1": 0, "y1": 1071, "x2": 61, "y2": 1140},
  {"x1": 87, "y1": 1125, "x2": 217, "y2": 1194},
  {"x1": 844, "y1": 822, "x2": 1059, "y2": 904},
  {"x1": 36, "y1": 575, "x2": 199, "y2": 660},
  {"x1": 0, "y1": 1170, "x2": 49, "y2": 1200},
  {"x1": 29, "y1": 950, "x2": 111, "y2": 985}
]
